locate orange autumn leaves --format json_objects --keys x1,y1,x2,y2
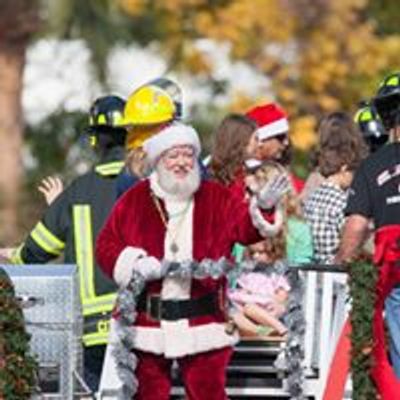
[{"x1": 119, "y1": 0, "x2": 400, "y2": 150}]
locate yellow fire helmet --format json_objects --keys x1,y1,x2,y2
[
  {"x1": 125, "y1": 124, "x2": 169, "y2": 150},
  {"x1": 122, "y1": 85, "x2": 176, "y2": 127}
]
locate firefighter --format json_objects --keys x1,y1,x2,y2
[
  {"x1": 0, "y1": 95, "x2": 127, "y2": 392},
  {"x1": 355, "y1": 103, "x2": 389, "y2": 153},
  {"x1": 335, "y1": 73, "x2": 400, "y2": 398}
]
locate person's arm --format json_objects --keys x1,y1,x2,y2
[
  {"x1": 95, "y1": 193, "x2": 162, "y2": 287},
  {"x1": 334, "y1": 214, "x2": 370, "y2": 264}
]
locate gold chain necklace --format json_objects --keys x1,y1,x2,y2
[{"x1": 151, "y1": 191, "x2": 191, "y2": 258}]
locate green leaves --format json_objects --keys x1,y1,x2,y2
[
  {"x1": 349, "y1": 261, "x2": 378, "y2": 400},
  {"x1": 0, "y1": 268, "x2": 38, "y2": 399}
]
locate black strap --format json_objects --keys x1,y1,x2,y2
[
  {"x1": 84, "y1": 313, "x2": 112, "y2": 335},
  {"x1": 137, "y1": 292, "x2": 219, "y2": 321}
]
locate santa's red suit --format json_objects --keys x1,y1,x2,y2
[{"x1": 96, "y1": 172, "x2": 271, "y2": 399}]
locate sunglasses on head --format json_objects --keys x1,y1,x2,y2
[{"x1": 273, "y1": 133, "x2": 287, "y2": 142}]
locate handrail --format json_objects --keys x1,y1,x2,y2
[
  {"x1": 290, "y1": 263, "x2": 350, "y2": 399},
  {"x1": 289, "y1": 263, "x2": 347, "y2": 273}
]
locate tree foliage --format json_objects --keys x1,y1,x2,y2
[
  {"x1": 120, "y1": 0, "x2": 400, "y2": 151},
  {"x1": 0, "y1": 268, "x2": 38, "y2": 399}
]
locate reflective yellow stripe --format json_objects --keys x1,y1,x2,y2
[
  {"x1": 95, "y1": 161, "x2": 124, "y2": 176},
  {"x1": 31, "y1": 222, "x2": 65, "y2": 255},
  {"x1": 387, "y1": 76, "x2": 399, "y2": 86},
  {"x1": 10, "y1": 243, "x2": 25, "y2": 264},
  {"x1": 83, "y1": 317, "x2": 111, "y2": 346},
  {"x1": 73, "y1": 206, "x2": 116, "y2": 319},
  {"x1": 82, "y1": 293, "x2": 116, "y2": 316},
  {"x1": 74, "y1": 205, "x2": 95, "y2": 302},
  {"x1": 359, "y1": 109, "x2": 372, "y2": 122},
  {"x1": 97, "y1": 114, "x2": 107, "y2": 125},
  {"x1": 84, "y1": 331, "x2": 109, "y2": 347}
]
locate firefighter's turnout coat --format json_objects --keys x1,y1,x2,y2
[{"x1": 12, "y1": 147, "x2": 124, "y2": 347}]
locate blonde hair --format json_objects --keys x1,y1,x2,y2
[{"x1": 125, "y1": 147, "x2": 149, "y2": 178}]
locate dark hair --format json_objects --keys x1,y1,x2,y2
[
  {"x1": 317, "y1": 112, "x2": 368, "y2": 177},
  {"x1": 210, "y1": 114, "x2": 257, "y2": 185}
]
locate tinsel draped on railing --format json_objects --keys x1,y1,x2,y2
[{"x1": 112, "y1": 258, "x2": 306, "y2": 400}]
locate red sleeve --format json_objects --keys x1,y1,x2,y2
[
  {"x1": 291, "y1": 173, "x2": 305, "y2": 194},
  {"x1": 221, "y1": 185, "x2": 273, "y2": 246}
]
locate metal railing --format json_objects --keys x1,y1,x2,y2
[{"x1": 290, "y1": 264, "x2": 350, "y2": 399}]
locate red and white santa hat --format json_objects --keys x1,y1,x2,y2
[
  {"x1": 246, "y1": 103, "x2": 289, "y2": 141},
  {"x1": 143, "y1": 122, "x2": 201, "y2": 166}
]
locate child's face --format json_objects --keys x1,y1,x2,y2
[
  {"x1": 249, "y1": 241, "x2": 272, "y2": 263},
  {"x1": 340, "y1": 170, "x2": 354, "y2": 189}
]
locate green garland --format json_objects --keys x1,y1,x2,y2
[
  {"x1": 0, "y1": 268, "x2": 38, "y2": 399},
  {"x1": 349, "y1": 261, "x2": 378, "y2": 400}
]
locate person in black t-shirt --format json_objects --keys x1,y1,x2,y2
[
  {"x1": 335, "y1": 76, "x2": 400, "y2": 392},
  {"x1": 344, "y1": 141, "x2": 400, "y2": 229},
  {"x1": 336, "y1": 72, "x2": 400, "y2": 260}
]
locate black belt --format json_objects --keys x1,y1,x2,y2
[{"x1": 137, "y1": 292, "x2": 219, "y2": 321}]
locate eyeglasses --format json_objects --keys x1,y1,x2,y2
[{"x1": 273, "y1": 134, "x2": 288, "y2": 142}]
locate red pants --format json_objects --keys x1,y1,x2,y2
[{"x1": 134, "y1": 346, "x2": 233, "y2": 400}]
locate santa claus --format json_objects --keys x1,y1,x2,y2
[{"x1": 95, "y1": 122, "x2": 288, "y2": 400}]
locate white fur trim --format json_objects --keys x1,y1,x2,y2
[
  {"x1": 113, "y1": 246, "x2": 147, "y2": 287},
  {"x1": 256, "y1": 119, "x2": 289, "y2": 140},
  {"x1": 249, "y1": 197, "x2": 283, "y2": 237},
  {"x1": 98, "y1": 318, "x2": 122, "y2": 396},
  {"x1": 143, "y1": 122, "x2": 201, "y2": 166},
  {"x1": 132, "y1": 323, "x2": 239, "y2": 358}
]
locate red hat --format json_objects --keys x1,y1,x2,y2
[{"x1": 246, "y1": 103, "x2": 289, "y2": 140}]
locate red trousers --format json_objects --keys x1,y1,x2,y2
[
  {"x1": 371, "y1": 225, "x2": 400, "y2": 399},
  {"x1": 134, "y1": 346, "x2": 233, "y2": 400}
]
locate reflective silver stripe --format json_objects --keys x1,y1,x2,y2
[
  {"x1": 10, "y1": 243, "x2": 25, "y2": 264},
  {"x1": 31, "y1": 222, "x2": 65, "y2": 255}
]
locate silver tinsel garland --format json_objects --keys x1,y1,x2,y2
[{"x1": 112, "y1": 258, "x2": 306, "y2": 399}]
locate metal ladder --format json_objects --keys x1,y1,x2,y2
[{"x1": 171, "y1": 338, "x2": 295, "y2": 399}]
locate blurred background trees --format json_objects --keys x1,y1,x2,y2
[{"x1": 0, "y1": 0, "x2": 399, "y2": 243}]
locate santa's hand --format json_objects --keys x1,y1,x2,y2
[
  {"x1": 114, "y1": 248, "x2": 162, "y2": 287},
  {"x1": 134, "y1": 256, "x2": 162, "y2": 281},
  {"x1": 257, "y1": 174, "x2": 290, "y2": 210}
]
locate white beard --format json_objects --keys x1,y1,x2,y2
[{"x1": 156, "y1": 162, "x2": 201, "y2": 199}]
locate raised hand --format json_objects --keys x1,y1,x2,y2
[
  {"x1": 38, "y1": 176, "x2": 64, "y2": 205},
  {"x1": 257, "y1": 173, "x2": 291, "y2": 210}
]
